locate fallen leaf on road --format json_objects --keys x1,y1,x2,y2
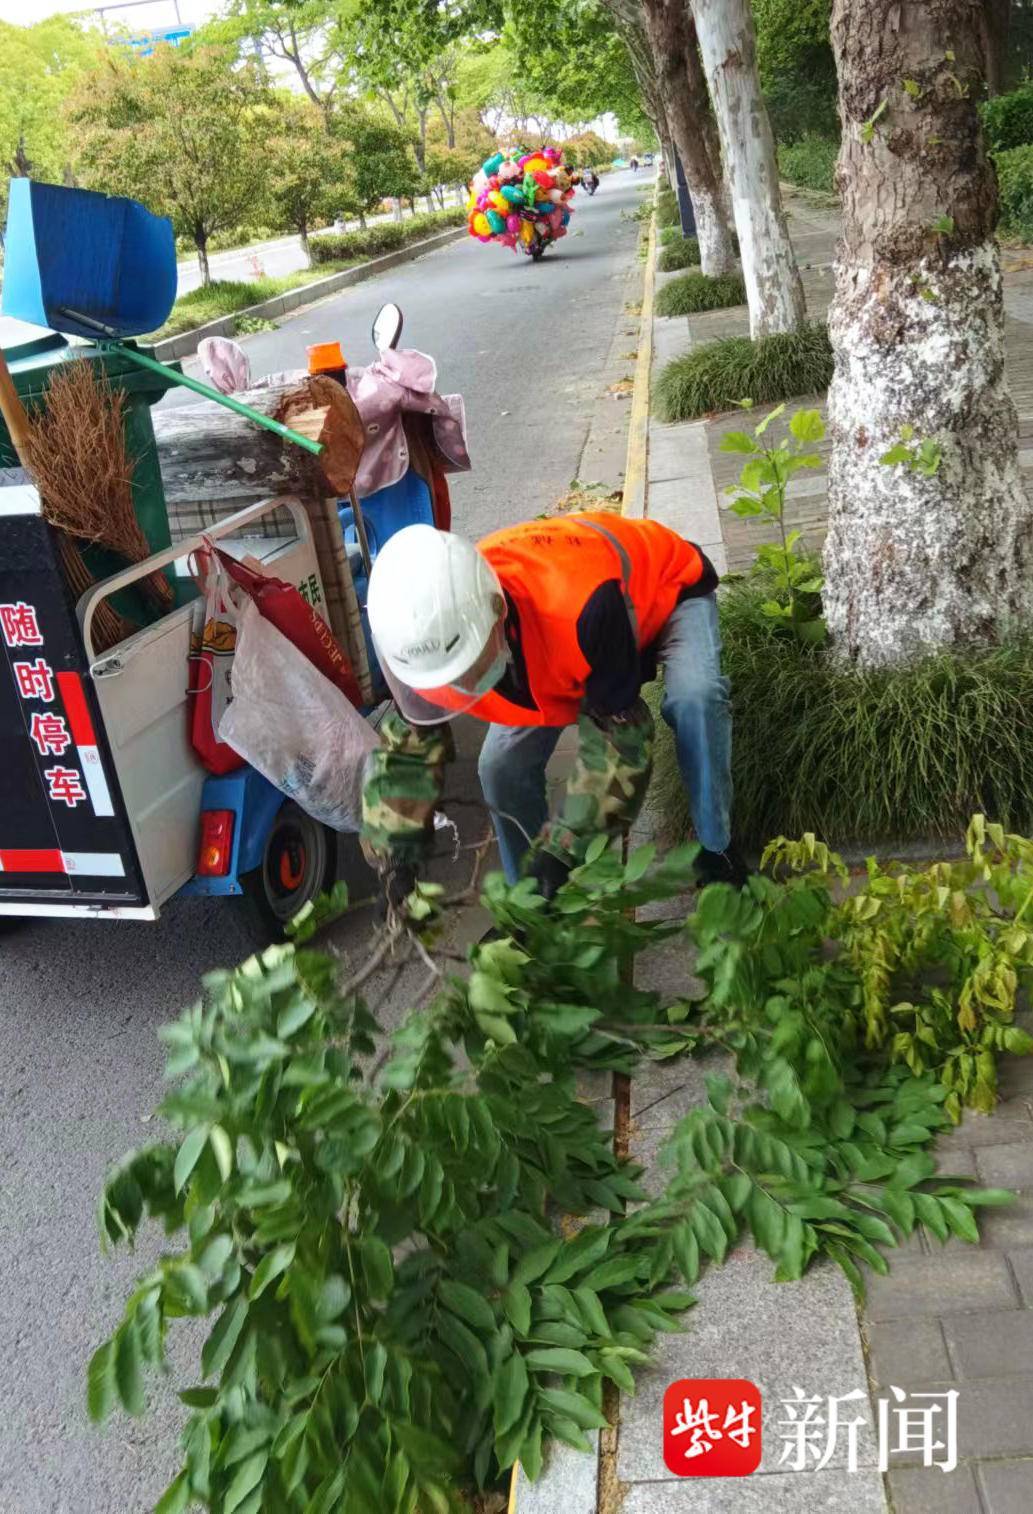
[{"x1": 607, "y1": 377, "x2": 635, "y2": 397}]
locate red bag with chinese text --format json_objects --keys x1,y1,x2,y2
[{"x1": 211, "y1": 546, "x2": 362, "y2": 709}]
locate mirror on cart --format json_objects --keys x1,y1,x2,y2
[{"x1": 372, "y1": 301, "x2": 404, "y2": 353}]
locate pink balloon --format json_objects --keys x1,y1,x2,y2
[
  {"x1": 500, "y1": 232, "x2": 517, "y2": 247},
  {"x1": 506, "y1": 213, "x2": 521, "y2": 233}
]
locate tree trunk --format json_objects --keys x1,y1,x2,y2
[
  {"x1": 639, "y1": 0, "x2": 737, "y2": 276},
  {"x1": 693, "y1": 0, "x2": 806, "y2": 336},
  {"x1": 299, "y1": 219, "x2": 312, "y2": 268},
  {"x1": 982, "y1": 0, "x2": 1011, "y2": 94},
  {"x1": 393, "y1": 198, "x2": 403, "y2": 223},
  {"x1": 196, "y1": 232, "x2": 211, "y2": 287},
  {"x1": 823, "y1": 0, "x2": 1033, "y2": 668}
]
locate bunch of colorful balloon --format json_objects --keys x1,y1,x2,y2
[{"x1": 466, "y1": 147, "x2": 576, "y2": 253}]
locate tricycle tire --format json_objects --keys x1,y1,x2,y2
[{"x1": 243, "y1": 801, "x2": 337, "y2": 938}]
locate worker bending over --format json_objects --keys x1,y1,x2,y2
[{"x1": 361, "y1": 512, "x2": 745, "y2": 905}]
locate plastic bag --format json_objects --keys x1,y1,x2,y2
[
  {"x1": 212, "y1": 544, "x2": 363, "y2": 708},
  {"x1": 218, "y1": 601, "x2": 378, "y2": 831},
  {"x1": 188, "y1": 548, "x2": 244, "y2": 775}
]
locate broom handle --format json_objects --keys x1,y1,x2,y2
[
  {"x1": 0, "y1": 348, "x2": 32, "y2": 464},
  {"x1": 102, "y1": 344, "x2": 325, "y2": 457}
]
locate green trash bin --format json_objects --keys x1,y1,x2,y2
[{"x1": 0, "y1": 331, "x2": 184, "y2": 628}]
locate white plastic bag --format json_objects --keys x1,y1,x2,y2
[{"x1": 219, "y1": 600, "x2": 378, "y2": 832}]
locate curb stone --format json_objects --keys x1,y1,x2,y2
[{"x1": 152, "y1": 227, "x2": 467, "y2": 362}]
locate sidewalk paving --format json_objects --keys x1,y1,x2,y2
[{"x1": 516, "y1": 196, "x2": 1033, "y2": 1514}]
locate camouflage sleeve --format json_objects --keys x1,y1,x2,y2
[
  {"x1": 536, "y1": 699, "x2": 654, "y2": 866},
  {"x1": 361, "y1": 711, "x2": 453, "y2": 867}
]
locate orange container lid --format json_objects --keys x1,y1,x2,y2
[{"x1": 307, "y1": 340, "x2": 347, "y2": 374}]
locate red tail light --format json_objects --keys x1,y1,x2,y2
[{"x1": 197, "y1": 809, "x2": 234, "y2": 877}]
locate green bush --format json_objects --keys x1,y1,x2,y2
[
  {"x1": 982, "y1": 83, "x2": 1033, "y2": 150},
  {"x1": 647, "y1": 577, "x2": 1033, "y2": 850},
  {"x1": 653, "y1": 322, "x2": 833, "y2": 423},
  {"x1": 655, "y1": 270, "x2": 747, "y2": 316},
  {"x1": 657, "y1": 236, "x2": 701, "y2": 272},
  {"x1": 311, "y1": 208, "x2": 465, "y2": 266},
  {"x1": 994, "y1": 145, "x2": 1033, "y2": 240},
  {"x1": 778, "y1": 135, "x2": 839, "y2": 194},
  {"x1": 659, "y1": 225, "x2": 683, "y2": 246},
  {"x1": 657, "y1": 190, "x2": 680, "y2": 229}
]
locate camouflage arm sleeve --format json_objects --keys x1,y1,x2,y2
[
  {"x1": 537, "y1": 698, "x2": 655, "y2": 866},
  {"x1": 361, "y1": 711, "x2": 453, "y2": 867}
]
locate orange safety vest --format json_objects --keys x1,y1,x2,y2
[{"x1": 460, "y1": 513, "x2": 707, "y2": 728}]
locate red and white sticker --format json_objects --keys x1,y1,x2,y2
[
  {"x1": 56, "y1": 672, "x2": 114, "y2": 817},
  {"x1": 0, "y1": 849, "x2": 125, "y2": 877}
]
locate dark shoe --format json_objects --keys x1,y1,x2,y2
[{"x1": 695, "y1": 846, "x2": 750, "y2": 890}]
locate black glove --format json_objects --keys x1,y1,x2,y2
[
  {"x1": 528, "y1": 849, "x2": 572, "y2": 903},
  {"x1": 381, "y1": 862, "x2": 418, "y2": 918}
]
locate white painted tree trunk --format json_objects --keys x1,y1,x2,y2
[
  {"x1": 692, "y1": 0, "x2": 806, "y2": 337},
  {"x1": 824, "y1": 0, "x2": 1033, "y2": 667}
]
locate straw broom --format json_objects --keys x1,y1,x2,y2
[{"x1": 24, "y1": 359, "x2": 173, "y2": 613}]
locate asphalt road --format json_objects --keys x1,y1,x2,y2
[{"x1": 0, "y1": 167, "x2": 650, "y2": 1514}]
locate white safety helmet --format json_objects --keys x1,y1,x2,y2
[{"x1": 366, "y1": 524, "x2": 509, "y2": 724}]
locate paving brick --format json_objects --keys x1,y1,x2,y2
[
  {"x1": 646, "y1": 477, "x2": 722, "y2": 542},
  {"x1": 974, "y1": 1193, "x2": 1033, "y2": 1250},
  {"x1": 513, "y1": 1435, "x2": 597, "y2": 1513},
  {"x1": 1006, "y1": 1249, "x2": 1033, "y2": 1306},
  {"x1": 935, "y1": 1106, "x2": 1033, "y2": 1151},
  {"x1": 941, "y1": 1309, "x2": 1033, "y2": 1379},
  {"x1": 863, "y1": 1253, "x2": 1017, "y2": 1321},
  {"x1": 886, "y1": 1462, "x2": 982, "y2": 1514},
  {"x1": 867, "y1": 1319, "x2": 952, "y2": 1388},
  {"x1": 976, "y1": 1457, "x2": 1033, "y2": 1514},
  {"x1": 884, "y1": 1378, "x2": 1033, "y2": 1460},
  {"x1": 975, "y1": 1144, "x2": 1033, "y2": 1190},
  {"x1": 621, "y1": 1468, "x2": 887, "y2": 1512},
  {"x1": 935, "y1": 1148, "x2": 978, "y2": 1179}
]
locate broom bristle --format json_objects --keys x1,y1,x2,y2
[{"x1": 25, "y1": 361, "x2": 172, "y2": 610}]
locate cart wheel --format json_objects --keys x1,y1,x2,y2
[{"x1": 244, "y1": 802, "x2": 337, "y2": 937}]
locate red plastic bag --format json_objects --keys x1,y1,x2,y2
[
  {"x1": 211, "y1": 545, "x2": 363, "y2": 708},
  {"x1": 188, "y1": 548, "x2": 245, "y2": 775}
]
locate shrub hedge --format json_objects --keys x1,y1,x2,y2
[
  {"x1": 653, "y1": 322, "x2": 834, "y2": 423},
  {"x1": 655, "y1": 271, "x2": 747, "y2": 316},
  {"x1": 778, "y1": 135, "x2": 839, "y2": 194},
  {"x1": 311, "y1": 207, "x2": 466, "y2": 265},
  {"x1": 657, "y1": 236, "x2": 701, "y2": 272},
  {"x1": 982, "y1": 84, "x2": 1033, "y2": 151},
  {"x1": 994, "y1": 145, "x2": 1033, "y2": 241}
]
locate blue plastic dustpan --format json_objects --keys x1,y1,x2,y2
[{"x1": 1, "y1": 178, "x2": 177, "y2": 338}]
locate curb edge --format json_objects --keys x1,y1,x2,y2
[{"x1": 620, "y1": 195, "x2": 658, "y2": 520}]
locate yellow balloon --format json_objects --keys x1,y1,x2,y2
[
  {"x1": 473, "y1": 212, "x2": 491, "y2": 235},
  {"x1": 523, "y1": 156, "x2": 548, "y2": 174},
  {"x1": 520, "y1": 219, "x2": 535, "y2": 243},
  {"x1": 489, "y1": 190, "x2": 508, "y2": 213},
  {"x1": 465, "y1": 191, "x2": 477, "y2": 213}
]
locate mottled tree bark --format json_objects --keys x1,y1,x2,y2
[
  {"x1": 692, "y1": 0, "x2": 806, "y2": 336},
  {"x1": 823, "y1": 0, "x2": 1033, "y2": 667},
  {"x1": 638, "y1": 0, "x2": 737, "y2": 275}
]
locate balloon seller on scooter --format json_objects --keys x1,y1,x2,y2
[{"x1": 360, "y1": 513, "x2": 747, "y2": 913}]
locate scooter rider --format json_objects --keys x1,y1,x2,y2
[{"x1": 361, "y1": 513, "x2": 746, "y2": 906}]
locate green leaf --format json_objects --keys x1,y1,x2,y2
[
  {"x1": 362, "y1": 1237, "x2": 394, "y2": 1300},
  {"x1": 879, "y1": 443, "x2": 913, "y2": 467},
  {"x1": 439, "y1": 1280, "x2": 495, "y2": 1332},
  {"x1": 672, "y1": 1223, "x2": 700, "y2": 1284},
  {"x1": 249, "y1": 1243, "x2": 295, "y2": 1300},
  {"x1": 114, "y1": 1321, "x2": 144, "y2": 1416},
  {"x1": 932, "y1": 214, "x2": 955, "y2": 235},
  {"x1": 209, "y1": 1125, "x2": 233, "y2": 1182},
  {"x1": 365, "y1": 1341, "x2": 388, "y2": 1403},
  {"x1": 87, "y1": 1340, "x2": 116, "y2": 1424},
  {"x1": 719, "y1": 430, "x2": 756, "y2": 455},
  {"x1": 624, "y1": 843, "x2": 656, "y2": 883},
  {"x1": 902, "y1": 78, "x2": 921, "y2": 97},
  {"x1": 494, "y1": 1350, "x2": 529, "y2": 1437},
  {"x1": 754, "y1": 402, "x2": 786, "y2": 436},
  {"x1": 938, "y1": 1197, "x2": 980, "y2": 1242},
  {"x1": 224, "y1": 1451, "x2": 268, "y2": 1514},
  {"x1": 202, "y1": 1294, "x2": 248, "y2": 1379},
  {"x1": 788, "y1": 408, "x2": 825, "y2": 443},
  {"x1": 513, "y1": 1242, "x2": 563, "y2": 1287},
  {"x1": 174, "y1": 1125, "x2": 210, "y2": 1195},
  {"x1": 503, "y1": 1283, "x2": 532, "y2": 1336},
  {"x1": 539, "y1": 1387, "x2": 608, "y2": 1431},
  {"x1": 277, "y1": 996, "x2": 316, "y2": 1038},
  {"x1": 729, "y1": 495, "x2": 764, "y2": 518},
  {"x1": 154, "y1": 1472, "x2": 190, "y2": 1514},
  {"x1": 524, "y1": 1347, "x2": 595, "y2": 1378}
]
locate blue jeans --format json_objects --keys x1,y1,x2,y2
[{"x1": 477, "y1": 593, "x2": 732, "y2": 881}]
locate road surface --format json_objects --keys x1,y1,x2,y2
[{"x1": 0, "y1": 168, "x2": 650, "y2": 1513}]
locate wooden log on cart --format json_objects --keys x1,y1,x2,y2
[
  {"x1": 152, "y1": 376, "x2": 365, "y2": 502},
  {"x1": 152, "y1": 377, "x2": 372, "y2": 695}
]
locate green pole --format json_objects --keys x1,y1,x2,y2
[{"x1": 101, "y1": 342, "x2": 324, "y2": 457}]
